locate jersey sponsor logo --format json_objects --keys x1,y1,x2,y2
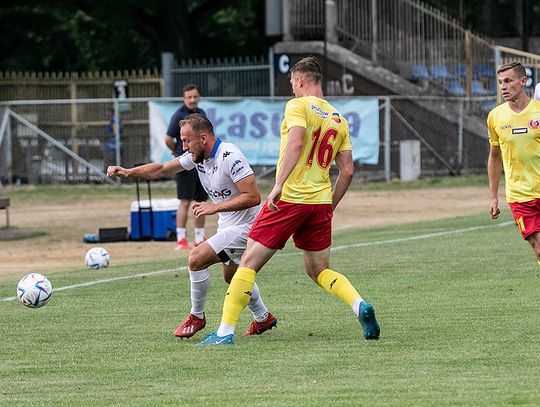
[
  {"x1": 528, "y1": 120, "x2": 540, "y2": 129},
  {"x1": 331, "y1": 112, "x2": 341, "y2": 124},
  {"x1": 212, "y1": 165, "x2": 218, "y2": 174},
  {"x1": 222, "y1": 151, "x2": 232, "y2": 159},
  {"x1": 206, "y1": 188, "x2": 232, "y2": 198},
  {"x1": 231, "y1": 159, "x2": 245, "y2": 176},
  {"x1": 512, "y1": 128, "x2": 528, "y2": 134},
  {"x1": 499, "y1": 124, "x2": 512, "y2": 130},
  {"x1": 310, "y1": 104, "x2": 329, "y2": 119}
]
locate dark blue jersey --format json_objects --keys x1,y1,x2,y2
[{"x1": 166, "y1": 105, "x2": 206, "y2": 155}]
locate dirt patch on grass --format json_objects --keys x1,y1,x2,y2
[{"x1": 0, "y1": 186, "x2": 492, "y2": 278}]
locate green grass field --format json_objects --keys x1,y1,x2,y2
[{"x1": 1, "y1": 209, "x2": 539, "y2": 406}]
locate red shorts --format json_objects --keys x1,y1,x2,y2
[
  {"x1": 509, "y1": 198, "x2": 540, "y2": 239},
  {"x1": 248, "y1": 200, "x2": 333, "y2": 251}
]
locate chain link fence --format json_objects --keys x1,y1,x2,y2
[{"x1": 0, "y1": 96, "x2": 494, "y2": 185}]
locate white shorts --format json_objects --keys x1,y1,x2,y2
[{"x1": 206, "y1": 223, "x2": 251, "y2": 265}]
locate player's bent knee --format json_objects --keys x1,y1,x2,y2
[{"x1": 188, "y1": 252, "x2": 205, "y2": 271}]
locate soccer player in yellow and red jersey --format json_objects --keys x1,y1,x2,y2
[
  {"x1": 487, "y1": 61, "x2": 540, "y2": 269},
  {"x1": 197, "y1": 56, "x2": 380, "y2": 346}
]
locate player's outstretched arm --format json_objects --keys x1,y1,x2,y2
[{"x1": 107, "y1": 158, "x2": 184, "y2": 180}]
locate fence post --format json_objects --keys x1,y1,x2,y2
[
  {"x1": 0, "y1": 107, "x2": 12, "y2": 185},
  {"x1": 161, "y1": 52, "x2": 174, "y2": 97},
  {"x1": 371, "y1": 0, "x2": 378, "y2": 63},
  {"x1": 70, "y1": 81, "x2": 79, "y2": 178},
  {"x1": 282, "y1": 0, "x2": 292, "y2": 41},
  {"x1": 457, "y1": 99, "x2": 464, "y2": 172},
  {"x1": 325, "y1": 0, "x2": 338, "y2": 44},
  {"x1": 113, "y1": 99, "x2": 121, "y2": 167},
  {"x1": 494, "y1": 46, "x2": 502, "y2": 105},
  {"x1": 384, "y1": 96, "x2": 391, "y2": 181},
  {"x1": 268, "y1": 47, "x2": 275, "y2": 97}
]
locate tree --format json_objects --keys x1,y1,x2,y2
[{"x1": 0, "y1": 0, "x2": 266, "y2": 72}]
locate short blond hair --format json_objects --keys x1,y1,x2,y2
[
  {"x1": 290, "y1": 56, "x2": 322, "y2": 84},
  {"x1": 497, "y1": 61, "x2": 526, "y2": 78},
  {"x1": 180, "y1": 113, "x2": 214, "y2": 134}
]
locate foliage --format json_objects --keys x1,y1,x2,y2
[{"x1": 0, "y1": 0, "x2": 265, "y2": 72}]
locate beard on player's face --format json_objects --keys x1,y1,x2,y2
[{"x1": 191, "y1": 146, "x2": 205, "y2": 163}]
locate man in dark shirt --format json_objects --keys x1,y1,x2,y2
[{"x1": 165, "y1": 84, "x2": 208, "y2": 249}]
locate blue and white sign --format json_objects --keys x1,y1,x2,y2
[{"x1": 149, "y1": 98, "x2": 379, "y2": 165}]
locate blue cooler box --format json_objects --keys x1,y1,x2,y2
[{"x1": 130, "y1": 198, "x2": 178, "y2": 240}]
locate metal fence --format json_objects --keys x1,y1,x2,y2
[
  {"x1": 0, "y1": 70, "x2": 163, "y2": 101},
  {"x1": 0, "y1": 95, "x2": 494, "y2": 185},
  {"x1": 162, "y1": 53, "x2": 274, "y2": 97},
  {"x1": 285, "y1": 0, "x2": 540, "y2": 99}
]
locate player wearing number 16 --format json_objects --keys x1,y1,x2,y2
[{"x1": 197, "y1": 56, "x2": 380, "y2": 346}]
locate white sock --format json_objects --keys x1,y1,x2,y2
[
  {"x1": 247, "y1": 283, "x2": 269, "y2": 322},
  {"x1": 176, "y1": 228, "x2": 186, "y2": 241},
  {"x1": 194, "y1": 228, "x2": 205, "y2": 243},
  {"x1": 352, "y1": 298, "x2": 363, "y2": 318},
  {"x1": 217, "y1": 323, "x2": 236, "y2": 337},
  {"x1": 189, "y1": 268, "x2": 210, "y2": 318}
]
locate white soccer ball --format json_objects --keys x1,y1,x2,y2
[
  {"x1": 17, "y1": 273, "x2": 53, "y2": 308},
  {"x1": 85, "y1": 246, "x2": 110, "y2": 269}
]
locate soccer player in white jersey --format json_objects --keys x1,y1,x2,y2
[{"x1": 107, "y1": 113, "x2": 277, "y2": 338}]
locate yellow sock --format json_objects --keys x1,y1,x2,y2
[
  {"x1": 537, "y1": 260, "x2": 540, "y2": 269},
  {"x1": 317, "y1": 268, "x2": 360, "y2": 308},
  {"x1": 221, "y1": 267, "x2": 256, "y2": 327}
]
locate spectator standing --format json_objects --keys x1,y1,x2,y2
[{"x1": 165, "y1": 84, "x2": 208, "y2": 250}]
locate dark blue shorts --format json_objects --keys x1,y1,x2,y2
[{"x1": 176, "y1": 169, "x2": 208, "y2": 201}]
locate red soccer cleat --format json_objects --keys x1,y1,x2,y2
[
  {"x1": 175, "y1": 238, "x2": 191, "y2": 250},
  {"x1": 173, "y1": 314, "x2": 206, "y2": 338},
  {"x1": 243, "y1": 312, "x2": 278, "y2": 336}
]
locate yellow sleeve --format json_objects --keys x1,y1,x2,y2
[
  {"x1": 337, "y1": 120, "x2": 352, "y2": 152},
  {"x1": 486, "y1": 111, "x2": 499, "y2": 147},
  {"x1": 285, "y1": 99, "x2": 307, "y2": 130}
]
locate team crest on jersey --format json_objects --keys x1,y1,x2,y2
[
  {"x1": 331, "y1": 112, "x2": 341, "y2": 124},
  {"x1": 528, "y1": 120, "x2": 540, "y2": 129},
  {"x1": 212, "y1": 165, "x2": 218, "y2": 174}
]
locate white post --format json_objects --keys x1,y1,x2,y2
[
  {"x1": 161, "y1": 52, "x2": 174, "y2": 97},
  {"x1": 371, "y1": 0, "x2": 378, "y2": 63},
  {"x1": 268, "y1": 47, "x2": 275, "y2": 97},
  {"x1": 457, "y1": 100, "x2": 463, "y2": 171},
  {"x1": 282, "y1": 0, "x2": 292, "y2": 41},
  {"x1": 384, "y1": 97, "x2": 391, "y2": 181},
  {"x1": 325, "y1": 0, "x2": 338, "y2": 44},
  {"x1": 114, "y1": 99, "x2": 121, "y2": 167}
]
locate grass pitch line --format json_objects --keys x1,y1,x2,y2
[
  {"x1": 0, "y1": 221, "x2": 513, "y2": 303},
  {"x1": 0, "y1": 266, "x2": 188, "y2": 303},
  {"x1": 331, "y1": 221, "x2": 514, "y2": 252}
]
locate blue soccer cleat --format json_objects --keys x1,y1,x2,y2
[
  {"x1": 195, "y1": 331, "x2": 235, "y2": 346},
  {"x1": 358, "y1": 301, "x2": 380, "y2": 340}
]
